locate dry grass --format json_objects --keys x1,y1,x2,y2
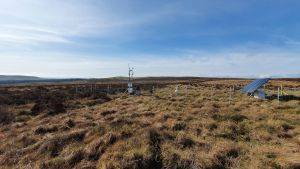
[{"x1": 0, "y1": 79, "x2": 299, "y2": 169}]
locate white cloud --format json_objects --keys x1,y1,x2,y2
[
  {"x1": 0, "y1": 25, "x2": 71, "y2": 45},
  {"x1": 0, "y1": 50, "x2": 299, "y2": 78},
  {"x1": 0, "y1": 0, "x2": 185, "y2": 46}
]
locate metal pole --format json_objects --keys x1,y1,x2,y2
[{"x1": 175, "y1": 85, "x2": 178, "y2": 95}]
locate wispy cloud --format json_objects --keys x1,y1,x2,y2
[
  {"x1": 0, "y1": 0, "x2": 183, "y2": 46},
  {"x1": 0, "y1": 25, "x2": 71, "y2": 45},
  {"x1": 1, "y1": 48, "x2": 299, "y2": 78},
  {"x1": 0, "y1": 0, "x2": 299, "y2": 77}
]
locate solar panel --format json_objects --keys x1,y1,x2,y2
[{"x1": 241, "y1": 78, "x2": 270, "y2": 94}]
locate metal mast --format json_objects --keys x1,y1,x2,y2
[
  {"x1": 128, "y1": 65, "x2": 134, "y2": 83},
  {"x1": 127, "y1": 65, "x2": 134, "y2": 94}
]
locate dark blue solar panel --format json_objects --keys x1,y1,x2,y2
[{"x1": 241, "y1": 78, "x2": 270, "y2": 93}]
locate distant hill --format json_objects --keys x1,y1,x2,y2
[
  {"x1": 271, "y1": 74, "x2": 300, "y2": 78},
  {"x1": 0, "y1": 75, "x2": 85, "y2": 85},
  {"x1": 0, "y1": 75, "x2": 42, "y2": 82}
]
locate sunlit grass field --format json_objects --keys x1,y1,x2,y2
[{"x1": 0, "y1": 80, "x2": 299, "y2": 169}]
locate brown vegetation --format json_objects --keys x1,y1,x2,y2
[{"x1": 0, "y1": 79, "x2": 299, "y2": 169}]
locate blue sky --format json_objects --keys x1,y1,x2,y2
[{"x1": 0, "y1": 0, "x2": 299, "y2": 78}]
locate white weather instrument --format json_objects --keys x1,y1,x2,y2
[{"x1": 128, "y1": 66, "x2": 134, "y2": 94}]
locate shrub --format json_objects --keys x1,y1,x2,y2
[
  {"x1": 30, "y1": 92, "x2": 66, "y2": 115},
  {"x1": 17, "y1": 135, "x2": 37, "y2": 148},
  {"x1": 176, "y1": 134, "x2": 195, "y2": 148},
  {"x1": 218, "y1": 123, "x2": 250, "y2": 141},
  {"x1": 281, "y1": 123, "x2": 295, "y2": 131},
  {"x1": 101, "y1": 110, "x2": 116, "y2": 116},
  {"x1": 213, "y1": 146, "x2": 241, "y2": 168},
  {"x1": 65, "y1": 119, "x2": 75, "y2": 128},
  {"x1": 91, "y1": 93, "x2": 112, "y2": 101},
  {"x1": 213, "y1": 114, "x2": 248, "y2": 123},
  {"x1": 65, "y1": 149, "x2": 84, "y2": 167},
  {"x1": 48, "y1": 101, "x2": 65, "y2": 115},
  {"x1": 30, "y1": 101, "x2": 47, "y2": 115},
  {"x1": 18, "y1": 110, "x2": 31, "y2": 116},
  {"x1": 229, "y1": 114, "x2": 248, "y2": 123},
  {"x1": 172, "y1": 122, "x2": 186, "y2": 131},
  {"x1": 0, "y1": 107, "x2": 14, "y2": 125},
  {"x1": 87, "y1": 99, "x2": 107, "y2": 106},
  {"x1": 38, "y1": 130, "x2": 86, "y2": 157},
  {"x1": 207, "y1": 123, "x2": 218, "y2": 131},
  {"x1": 146, "y1": 128, "x2": 162, "y2": 169},
  {"x1": 15, "y1": 115, "x2": 30, "y2": 122},
  {"x1": 35, "y1": 125, "x2": 58, "y2": 135},
  {"x1": 212, "y1": 114, "x2": 223, "y2": 121}
]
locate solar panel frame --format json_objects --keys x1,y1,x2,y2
[{"x1": 241, "y1": 78, "x2": 270, "y2": 94}]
